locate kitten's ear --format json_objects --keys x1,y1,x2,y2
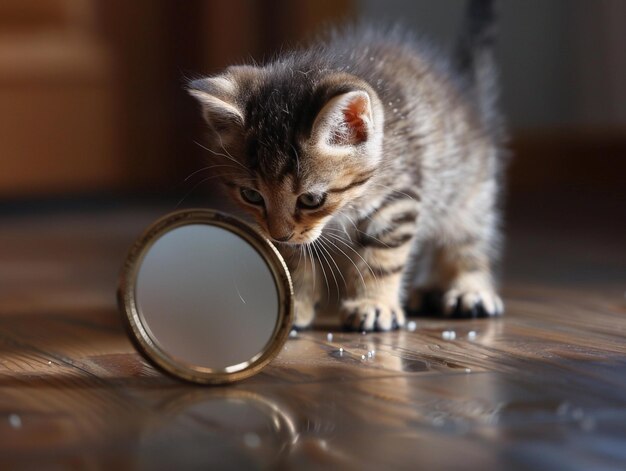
[
  {"x1": 187, "y1": 75, "x2": 244, "y2": 133},
  {"x1": 312, "y1": 91, "x2": 374, "y2": 147}
]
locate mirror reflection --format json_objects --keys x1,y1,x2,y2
[{"x1": 135, "y1": 223, "x2": 280, "y2": 371}]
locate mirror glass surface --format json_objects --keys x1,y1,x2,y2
[{"x1": 134, "y1": 224, "x2": 279, "y2": 371}]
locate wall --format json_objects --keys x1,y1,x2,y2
[{"x1": 357, "y1": 0, "x2": 626, "y2": 130}]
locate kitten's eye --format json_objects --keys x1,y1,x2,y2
[
  {"x1": 297, "y1": 192, "x2": 326, "y2": 209},
  {"x1": 240, "y1": 187, "x2": 264, "y2": 206}
]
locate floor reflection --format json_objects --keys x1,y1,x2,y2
[{"x1": 132, "y1": 389, "x2": 289, "y2": 468}]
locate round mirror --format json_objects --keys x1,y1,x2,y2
[{"x1": 118, "y1": 210, "x2": 293, "y2": 384}]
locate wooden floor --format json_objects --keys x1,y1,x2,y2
[{"x1": 0, "y1": 198, "x2": 625, "y2": 470}]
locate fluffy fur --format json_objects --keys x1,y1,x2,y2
[{"x1": 188, "y1": 0, "x2": 507, "y2": 331}]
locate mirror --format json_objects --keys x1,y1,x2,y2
[{"x1": 118, "y1": 210, "x2": 293, "y2": 384}]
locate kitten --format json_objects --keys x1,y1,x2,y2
[{"x1": 188, "y1": 0, "x2": 506, "y2": 331}]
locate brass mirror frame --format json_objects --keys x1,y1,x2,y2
[{"x1": 118, "y1": 209, "x2": 294, "y2": 385}]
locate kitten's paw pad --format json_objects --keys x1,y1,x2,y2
[
  {"x1": 294, "y1": 299, "x2": 316, "y2": 330},
  {"x1": 341, "y1": 299, "x2": 405, "y2": 332},
  {"x1": 443, "y1": 288, "x2": 504, "y2": 318}
]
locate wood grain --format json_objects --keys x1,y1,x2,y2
[{"x1": 0, "y1": 203, "x2": 624, "y2": 469}]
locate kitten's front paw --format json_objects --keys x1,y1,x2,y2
[
  {"x1": 293, "y1": 299, "x2": 316, "y2": 330},
  {"x1": 341, "y1": 298, "x2": 405, "y2": 332},
  {"x1": 443, "y1": 285, "x2": 504, "y2": 318}
]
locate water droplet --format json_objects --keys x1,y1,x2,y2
[
  {"x1": 580, "y1": 417, "x2": 595, "y2": 431},
  {"x1": 557, "y1": 402, "x2": 570, "y2": 416},
  {"x1": 468, "y1": 331, "x2": 477, "y2": 340},
  {"x1": 572, "y1": 408, "x2": 584, "y2": 420},
  {"x1": 8, "y1": 414, "x2": 21, "y2": 429},
  {"x1": 289, "y1": 329, "x2": 297, "y2": 338},
  {"x1": 442, "y1": 330, "x2": 456, "y2": 340},
  {"x1": 407, "y1": 321, "x2": 417, "y2": 332},
  {"x1": 243, "y1": 432, "x2": 261, "y2": 448}
]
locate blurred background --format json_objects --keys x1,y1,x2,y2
[{"x1": 0, "y1": 0, "x2": 624, "y2": 223}]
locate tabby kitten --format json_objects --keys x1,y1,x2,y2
[{"x1": 188, "y1": 0, "x2": 506, "y2": 331}]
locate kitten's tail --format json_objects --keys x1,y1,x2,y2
[{"x1": 454, "y1": 0, "x2": 502, "y2": 136}]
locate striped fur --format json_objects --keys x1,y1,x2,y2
[{"x1": 189, "y1": 0, "x2": 506, "y2": 331}]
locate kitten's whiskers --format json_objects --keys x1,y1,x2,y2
[
  {"x1": 193, "y1": 140, "x2": 247, "y2": 170},
  {"x1": 325, "y1": 232, "x2": 380, "y2": 289},
  {"x1": 315, "y1": 239, "x2": 340, "y2": 297},
  {"x1": 295, "y1": 243, "x2": 304, "y2": 273},
  {"x1": 318, "y1": 235, "x2": 347, "y2": 293},
  {"x1": 312, "y1": 242, "x2": 330, "y2": 302},
  {"x1": 306, "y1": 243, "x2": 316, "y2": 293},
  {"x1": 321, "y1": 233, "x2": 367, "y2": 293},
  {"x1": 184, "y1": 164, "x2": 241, "y2": 182},
  {"x1": 370, "y1": 183, "x2": 418, "y2": 201},
  {"x1": 176, "y1": 173, "x2": 240, "y2": 208}
]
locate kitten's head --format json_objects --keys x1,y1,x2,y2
[{"x1": 188, "y1": 64, "x2": 384, "y2": 245}]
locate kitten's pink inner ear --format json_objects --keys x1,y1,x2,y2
[
  {"x1": 315, "y1": 91, "x2": 373, "y2": 147},
  {"x1": 338, "y1": 94, "x2": 371, "y2": 145}
]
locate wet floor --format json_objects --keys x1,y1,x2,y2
[{"x1": 0, "y1": 206, "x2": 625, "y2": 469}]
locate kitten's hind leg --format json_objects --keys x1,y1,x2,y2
[
  {"x1": 407, "y1": 172, "x2": 504, "y2": 318},
  {"x1": 433, "y1": 236, "x2": 504, "y2": 318},
  {"x1": 403, "y1": 239, "x2": 440, "y2": 315}
]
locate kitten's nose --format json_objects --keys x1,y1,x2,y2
[{"x1": 272, "y1": 232, "x2": 294, "y2": 243}]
